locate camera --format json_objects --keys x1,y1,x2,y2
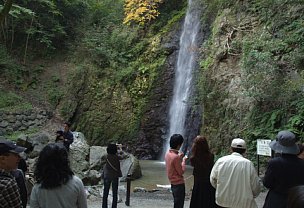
[{"x1": 116, "y1": 143, "x2": 122, "y2": 150}]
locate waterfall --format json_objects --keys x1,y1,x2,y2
[{"x1": 163, "y1": 0, "x2": 201, "y2": 157}]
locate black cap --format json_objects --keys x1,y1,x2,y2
[{"x1": 0, "y1": 140, "x2": 26, "y2": 154}]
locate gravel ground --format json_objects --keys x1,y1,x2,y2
[
  {"x1": 88, "y1": 190, "x2": 189, "y2": 208},
  {"x1": 26, "y1": 188, "x2": 267, "y2": 207},
  {"x1": 87, "y1": 189, "x2": 268, "y2": 208}
]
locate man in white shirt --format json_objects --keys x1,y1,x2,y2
[{"x1": 210, "y1": 138, "x2": 261, "y2": 208}]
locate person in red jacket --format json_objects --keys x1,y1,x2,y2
[{"x1": 165, "y1": 134, "x2": 188, "y2": 208}]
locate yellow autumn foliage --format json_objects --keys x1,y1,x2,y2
[{"x1": 123, "y1": 0, "x2": 164, "y2": 26}]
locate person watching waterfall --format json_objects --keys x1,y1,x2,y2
[
  {"x1": 189, "y1": 135, "x2": 217, "y2": 208},
  {"x1": 210, "y1": 138, "x2": 261, "y2": 208},
  {"x1": 165, "y1": 134, "x2": 188, "y2": 208}
]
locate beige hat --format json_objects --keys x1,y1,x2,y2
[{"x1": 231, "y1": 138, "x2": 246, "y2": 149}]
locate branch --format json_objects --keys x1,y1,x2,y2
[{"x1": 224, "y1": 20, "x2": 258, "y2": 56}]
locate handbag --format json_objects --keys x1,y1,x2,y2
[{"x1": 106, "y1": 158, "x2": 122, "y2": 177}]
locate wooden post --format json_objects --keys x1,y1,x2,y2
[
  {"x1": 125, "y1": 174, "x2": 131, "y2": 206},
  {"x1": 257, "y1": 154, "x2": 260, "y2": 177}
]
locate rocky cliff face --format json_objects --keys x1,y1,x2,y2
[
  {"x1": 199, "y1": 8, "x2": 261, "y2": 151},
  {"x1": 132, "y1": 27, "x2": 180, "y2": 159},
  {"x1": 198, "y1": 1, "x2": 304, "y2": 154}
]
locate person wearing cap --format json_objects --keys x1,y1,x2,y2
[
  {"x1": 210, "y1": 138, "x2": 261, "y2": 208},
  {"x1": 263, "y1": 130, "x2": 304, "y2": 208},
  {"x1": 0, "y1": 139, "x2": 26, "y2": 208}
]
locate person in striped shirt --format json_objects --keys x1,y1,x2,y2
[{"x1": 0, "y1": 139, "x2": 26, "y2": 208}]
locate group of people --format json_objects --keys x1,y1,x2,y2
[
  {"x1": 2, "y1": 125, "x2": 304, "y2": 208},
  {"x1": 0, "y1": 120, "x2": 123, "y2": 208},
  {"x1": 164, "y1": 130, "x2": 304, "y2": 208},
  {"x1": 0, "y1": 139, "x2": 87, "y2": 208}
]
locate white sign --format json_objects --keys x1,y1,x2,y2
[{"x1": 257, "y1": 139, "x2": 272, "y2": 156}]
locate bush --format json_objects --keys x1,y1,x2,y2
[
  {"x1": 0, "y1": 90, "x2": 32, "y2": 111},
  {"x1": 0, "y1": 45, "x2": 24, "y2": 84}
]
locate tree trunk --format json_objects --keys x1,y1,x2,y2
[
  {"x1": 23, "y1": 14, "x2": 34, "y2": 64},
  {"x1": 0, "y1": 0, "x2": 13, "y2": 24}
]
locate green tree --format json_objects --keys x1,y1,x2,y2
[{"x1": 1, "y1": 0, "x2": 87, "y2": 57}]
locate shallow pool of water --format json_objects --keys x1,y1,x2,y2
[{"x1": 126, "y1": 160, "x2": 194, "y2": 192}]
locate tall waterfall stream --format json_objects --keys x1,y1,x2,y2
[{"x1": 163, "y1": 0, "x2": 201, "y2": 156}]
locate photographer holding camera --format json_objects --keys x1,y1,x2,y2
[{"x1": 102, "y1": 144, "x2": 123, "y2": 208}]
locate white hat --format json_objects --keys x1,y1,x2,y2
[{"x1": 231, "y1": 138, "x2": 246, "y2": 149}]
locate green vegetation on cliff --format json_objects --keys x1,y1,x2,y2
[{"x1": 199, "y1": 0, "x2": 304, "y2": 159}]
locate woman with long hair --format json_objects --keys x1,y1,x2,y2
[
  {"x1": 30, "y1": 143, "x2": 87, "y2": 208},
  {"x1": 189, "y1": 135, "x2": 217, "y2": 208}
]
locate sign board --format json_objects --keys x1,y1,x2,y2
[{"x1": 257, "y1": 139, "x2": 272, "y2": 156}]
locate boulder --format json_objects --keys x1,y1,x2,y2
[
  {"x1": 82, "y1": 169, "x2": 102, "y2": 186},
  {"x1": 69, "y1": 132, "x2": 90, "y2": 179},
  {"x1": 27, "y1": 132, "x2": 50, "y2": 158},
  {"x1": 11, "y1": 130, "x2": 142, "y2": 187},
  {"x1": 120, "y1": 154, "x2": 142, "y2": 181},
  {"x1": 89, "y1": 146, "x2": 107, "y2": 170}
]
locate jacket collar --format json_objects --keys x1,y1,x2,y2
[
  {"x1": 169, "y1": 149, "x2": 179, "y2": 154},
  {"x1": 231, "y1": 152, "x2": 244, "y2": 157}
]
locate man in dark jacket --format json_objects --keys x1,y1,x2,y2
[
  {"x1": 263, "y1": 130, "x2": 304, "y2": 208},
  {"x1": 11, "y1": 169, "x2": 27, "y2": 208},
  {"x1": 62, "y1": 122, "x2": 74, "y2": 151}
]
